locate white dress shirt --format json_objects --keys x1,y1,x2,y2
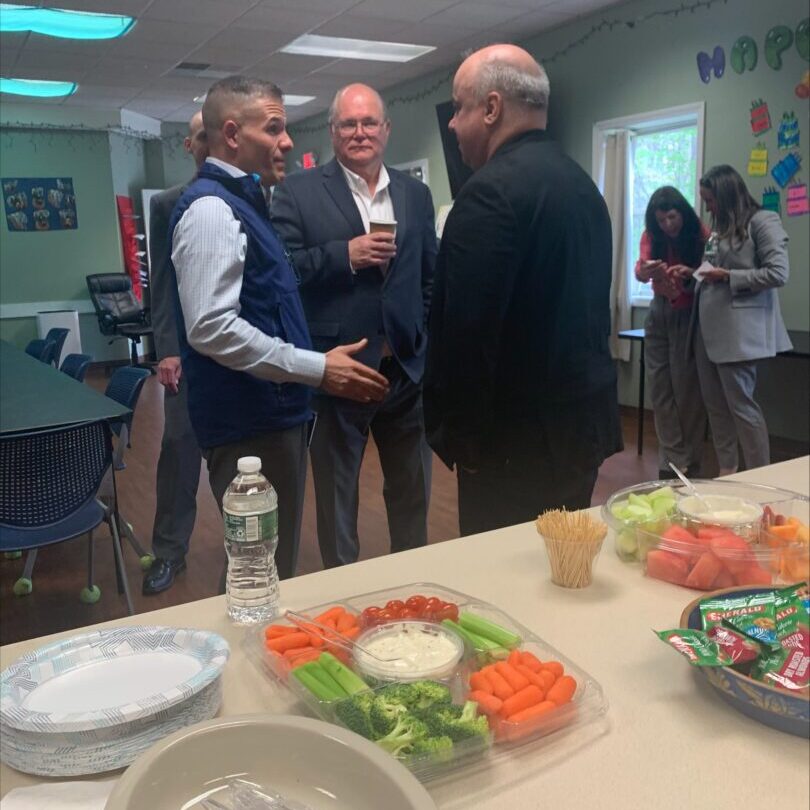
[
  {"x1": 171, "y1": 157, "x2": 325, "y2": 386},
  {"x1": 338, "y1": 161, "x2": 394, "y2": 233}
]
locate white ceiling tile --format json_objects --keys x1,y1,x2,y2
[
  {"x1": 312, "y1": 14, "x2": 410, "y2": 40},
  {"x1": 142, "y1": 0, "x2": 259, "y2": 25},
  {"x1": 191, "y1": 26, "x2": 292, "y2": 54},
  {"x1": 308, "y1": 56, "x2": 408, "y2": 78},
  {"x1": 492, "y1": 9, "x2": 574, "y2": 38},
  {"x1": 229, "y1": 6, "x2": 336, "y2": 33},
  {"x1": 544, "y1": 0, "x2": 624, "y2": 13},
  {"x1": 386, "y1": 22, "x2": 476, "y2": 48},
  {"x1": 252, "y1": 51, "x2": 334, "y2": 74},
  {"x1": 11, "y1": 48, "x2": 100, "y2": 72},
  {"x1": 425, "y1": 1, "x2": 529, "y2": 28},
  {"x1": 108, "y1": 19, "x2": 224, "y2": 50},
  {"x1": 0, "y1": 32, "x2": 29, "y2": 50},
  {"x1": 124, "y1": 98, "x2": 189, "y2": 116},
  {"x1": 47, "y1": 0, "x2": 153, "y2": 15},
  {"x1": 254, "y1": 0, "x2": 358, "y2": 12},
  {"x1": 348, "y1": 0, "x2": 460, "y2": 23},
  {"x1": 163, "y1": 103, "x2": 206, "y2": 122},
  {"x1": 94, "y1": 56, "x2": 177, "y2": 80},
  {"x1": 19, "y1": 31, "x2": 114, "y2": 56}
]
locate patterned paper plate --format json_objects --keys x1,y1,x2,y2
[{"x1": 0, "y1": 626, "x2": 229, "y2": 733}]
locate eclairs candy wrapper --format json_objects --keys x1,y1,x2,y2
[
  {"x1": 655, "y1": 629, "x2": 731, "y2": 667},
  {"x1": 700, "y1": 591, "x2": 778, "y2": 647}
]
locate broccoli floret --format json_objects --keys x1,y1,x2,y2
[
  {"x1": 410, "y1": 734, "x2": 454, "y2": 763},
  {"x1": 333, "y1": 691, "x2": 376, "y2": 740},
  {"x1": 379, "y1": 680, "x2": 453, "y2": 715},
  {"x1": 369, "y1": 693, "x2": 407, "y2": 736},
  {"x1": 376, "y1": 713, "x2": 429, "y2": 758},
  {"x1": 425, "y1": 700, "x2": 490, "y2": 743}
]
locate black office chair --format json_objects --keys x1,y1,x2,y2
[
  {"x1": 44, "y1": 327, "x2": 70, "y2": 367},
  {"x1": 86, "y1": 273, "x2": 153, "y2": 367},
  {"x1": 24, "y1": 338, "x2": 58, "y2": 365},
  {"x1": 60, "y1": 352, "x2": 94, "y2": 382}
]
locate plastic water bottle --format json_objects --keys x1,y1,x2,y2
[{"x1": 222, "y1": 456, "x2": 279, "y2": 624}]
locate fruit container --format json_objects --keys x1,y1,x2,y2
[
  {"x1": 603, "y1": 480, "x2": 809, "y2": 590},
  {"x1": 246, "y1": 583, "x2": 607, "y2": 783}
]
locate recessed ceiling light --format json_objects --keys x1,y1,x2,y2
[
  {"x1": 0, "y1": 4, "x2": 135, "y2": 40},
  {"x1": 281, "y1": 34, "x2": 434, "y2": 63},
  {"x1": 0, "y1": 77, "x2": 77, "y2": 97},
  {"x1": 193, "y1": 93, "x2": 315, "y2": 106}
]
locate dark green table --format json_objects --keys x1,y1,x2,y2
[{"x1": 0, "y1": 340, "x2": 129, "y2": 434}]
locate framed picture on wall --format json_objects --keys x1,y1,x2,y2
[
  {"x1": 3, "y1": 176, "x2": 78, "y2": 232},
  {"x1": 392, "y1": 158, "x2": 429, "y2": 186}
]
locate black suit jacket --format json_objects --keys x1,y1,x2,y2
[
  {"x1": 270, "y1": 159, "x2": 437, "y2": 383},
  {"x1": 149, "y1": 184, "x2": 185, "y2": 360},
  {"x1": 424, "y1": 130, "x2": 620, "y2": 470}
]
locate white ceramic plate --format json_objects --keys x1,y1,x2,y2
[
  {"x1": 106, "y1": 714, "x2": 438, "y2": 810},
  {"x1": 0, "y1": 626, "x2": 229, "y2": 733}
]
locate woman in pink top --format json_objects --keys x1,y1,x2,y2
[{"x1": 635, "y1": 186, "x2": 709, "y2": 478}]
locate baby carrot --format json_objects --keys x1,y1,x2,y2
[
  {"x1": 508, "y1": 699, "x2": 557, "y2": 724},
  {"x1": 285, "y1": 648, "x2": 321, "y2": 667},
  {"x1": 336, "y1": 612, "x2": 358, "y2": 633},
  {"x1": 265, "y1": 632, "x2": 311, "y2": 653},
  {"x1": 541, "y1": 660, "x2": 564, "y2": 679},
  {"x1": 483, "y1": 666, "x2": 515, "y2": 700},
  {"x1": 341, "y1": 626, "x2": 360, "y2": 640},
  {"x1": 520, "y1": 651, "x2": 544, "y2": 672},
  {"x1": 499, "y1": 684, "x2": 545, "y2": 718},
  {"x1": 265, "y1": 624, "x2": 297, "y2": 639},
  {"x1": 470, "y1": 671, "x2": 495, "y2": 695},
  {"x1": 315, "y1": 605, "x2": 347, "y2": 625},
  {"x1": 507, "y1": 649, "x2": 523, "y2": 668},
  {"x1": 469, "y1": 690, "x2": 503, "y2": 717},
  {"x1": 538, "y1": 669, "x2": 556, "y2": 691},
  {"x1": 495, "y1": 662, "x2": 530, "y2": 692},
  {"x1": 546, "y1": 674, "x2": 577, "y2": 706},
  {"x1": 515, "y1": 663, "x2": 546, "y2": 692}
]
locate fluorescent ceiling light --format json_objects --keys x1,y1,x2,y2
[
  {"x1": 281, "y1": 34, "x2": 434, "y2": 63},
  {"x1": 0, "y1": 4, "x2": 135, "y2": 40},
  {"x1": 0, "y1": 77, "x2": 77, "y2": 97},
  {"x1": 193, "y1": 93, "x2": 315, "y2": 106}
]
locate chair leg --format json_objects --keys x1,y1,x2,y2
[
  {"x1": 12, "y1": 549, "x2": 38, "y2": 596},
  {"x1": 109, "y1": 514, "x2": 134, "y2": 615},
  {"x1": 119, "y1": 516, "x2": 153, "y2": 569},
  {"x1": 80, "y1": 532, "x2": 101, "y2": 604},
  {"x1": 113, "y1": 424, "x2": 128, "y2": 470}
]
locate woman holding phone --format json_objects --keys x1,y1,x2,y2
[
  {"x1": 635, "y1": 186, "x2": 709, "y2": 478},
  {"x1": 680, "y1": 165, "x2": 792, "y2": 474}
]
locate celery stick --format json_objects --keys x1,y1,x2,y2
[
  {"x1": 301, "y1": 661, "x2": 347, "y2": 698},
  {"x1": 441, "y1": 619, "x2": 500, "y2": 651},
  {"x1": 458, "y1": 612, "x2": 521, "y2": 649},
  {"x1": 319, "y1": 652, "x2": 369, "y2": 695},
  {"x1": 291, "y1": 665, "x2": 343, "y2": 702}
]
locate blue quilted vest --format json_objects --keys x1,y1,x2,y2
[{"x1": 168, "y1": 162, "x2": 313, "y2": 449}]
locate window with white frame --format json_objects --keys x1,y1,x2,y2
[{"x1": 593, "y1": 103, "x2": 704, "y2": 306}]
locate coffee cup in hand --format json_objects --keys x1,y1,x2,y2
[{"x1": 369, "y1": 219, "x2": 397, "y2": 237}]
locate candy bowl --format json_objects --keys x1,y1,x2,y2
[{"x1": 679, "y1": 586, "x2": 809, "y2": 737}]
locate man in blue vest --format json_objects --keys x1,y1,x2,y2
[{"x1": 169, "y1": 75, "x2": 389, "y2": 585}]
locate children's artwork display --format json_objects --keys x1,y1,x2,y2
[
  {"x1": 786, "y1": 184, "x2": 809, "y2": 217},
  {"x1": 747, "y1": 144, "x2": 768, "y2": 176},
  {"x1": 762, "y1": 186, "x2": 781, "y2": 214},
  {"x1": 2, "y1": 177, "x2": 78, "y2": 232}
]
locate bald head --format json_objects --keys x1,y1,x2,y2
[
  {"x1": 184, "y1": 110, "x2": 207, "y2": 169},
  {"x1": 328, "y1": 83, "x2": 387, "y2": 126},
  {"x1": 449, "y1": 44, "x2": 548, "y2": 171}
]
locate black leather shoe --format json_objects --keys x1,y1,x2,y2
[{"x1": 142, "y1": 558, "x2": 186, "y2": 595}]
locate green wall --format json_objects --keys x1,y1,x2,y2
[
  {"x1": 160, "y1": 122, "x2": 194, "y2": 189},
  {"x1": 289, "y1": 0, "x2": 809, "y2": 441}
]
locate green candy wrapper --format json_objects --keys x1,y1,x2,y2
[
  {"x1": 699, "y1": 591, "x2": 778, "y2": 647},
  {"x1": 655, "y1": 629, "x2": 730, "y2": 667}
]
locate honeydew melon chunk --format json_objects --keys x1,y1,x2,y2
[
  {"x1": 628, "y1": 492, "x2": 649, "y2": 507},
  {"x1": 647, "y1": 486, "x2": 676, "y2": 502},
  {"x1": 652, "y1": 498, "x2": 676, "y2": 518},
  {"x1": 626, "y1": 504, "x2": 654, "y2": 519},
  {"x1": 611, "y1": 502, "x2": 630, "y2": 519},
  {"x1": 616, "y1": 528, "x2": 639, "y2": 559}
]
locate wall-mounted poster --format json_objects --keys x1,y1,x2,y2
[{"x1": 2, "y1": 177, "x2": 78, "y2": 232}]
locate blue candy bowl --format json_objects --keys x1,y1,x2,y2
[{"x1": 680, "y1": 586, "x2": 809, "y2": 738}]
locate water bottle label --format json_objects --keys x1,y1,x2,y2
[{"x1": 224, "y1": 509, "x2": 278, "y2": 543}]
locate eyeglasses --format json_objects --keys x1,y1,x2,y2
[{"x1": 333, "y1": 118, "x2": 384, "y2": 136}]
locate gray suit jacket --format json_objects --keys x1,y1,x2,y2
[
  {"x1": 149, "y1": 184, "x2": 185, "y2": 360},
  {"x1": 693, "y1": 210, "x2": 792, "y2": 364}
]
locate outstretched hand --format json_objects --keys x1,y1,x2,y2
[{"x1": 322, "y1": 339, "x2": 389, "y2": 402}]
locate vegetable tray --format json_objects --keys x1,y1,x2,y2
[{"x1": 246, "y1": 582, "x2": 607, "y2": 782}]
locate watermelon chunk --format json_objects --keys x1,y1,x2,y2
[
  {"x1": 661, "y1": 525, "x2": 697, "y2": 545},
  {"x1": 708, "y1": 532, "x2": 752, "y2": 574},
  {"x1": 714, "y1": 568, "x2": 735, "y2": 588},
  {"x1": 646, "y1": 549, "x2": 689, "y2": 586},
  {"x1": 733, "y1": 563, "x2": 772, "y2": 587},
  {"x1": 685, "y1": 552, "x2": 723, "y2": 590},
  {"x1": 697, "y1": 526, "x2": 735, "y2": 540}
]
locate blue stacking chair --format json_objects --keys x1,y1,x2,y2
[
  {"x1": 60, "y1": 353, "x2": 94, "y2": 383},
  {"x1": 0, "y1": 420, "x2": 134, "y2": 613},
  {"x1": 24, "y1": 338, "x2": 58, "y2": 365},
  {"x1": 44, "y1": 327, "x2": 70, "y2": 367}
]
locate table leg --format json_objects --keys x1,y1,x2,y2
[{"x1": 637, "y1": 339, "x2": 645, "y2": 456}]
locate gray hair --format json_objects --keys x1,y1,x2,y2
[
  {"x1": 473, "y1": 60, "x2": 549, "y2": 110},
  {"x1": 328, "y1": 85, "x2": 388, "y2": 126}
]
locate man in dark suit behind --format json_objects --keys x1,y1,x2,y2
[
  {"x1": 271, "y1": 83, "x2": 437, "y2": 567},
  {"x1": 142, "y1": 112, "x2": 207, "y2": 595},
  {"x1": 424, "y1": 45, "x2": 622, "y2": 536}
]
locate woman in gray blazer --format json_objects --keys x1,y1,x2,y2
[{"x1": 683, "y1": 165, "x2": 792, "y2": 474}]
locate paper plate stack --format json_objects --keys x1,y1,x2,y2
[{"x1": 0, "y1": 626, "x2": 229, "y2": 776}]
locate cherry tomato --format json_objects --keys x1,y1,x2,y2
[
  {"x1": 424, "y1": 597, "x2": 443, "y2": 614},
  {"x1": 405, "y1": 595, "x2": 427, "y2": 614},
  {"x1": 361, "y1": 606, "x2": 381, "y2": 627},
  {"x1": 400, "y1": 608, "x2": 419, "y2": 619},
  {"x1": 385, "y1": 599, "x2": 405, "y2": 617},
  {"x1": 436, "y1": 602, "x2": 459, "y2": 622},
  {"x1": 377, "y1": 609, "x2": 395, "y2": 623}
]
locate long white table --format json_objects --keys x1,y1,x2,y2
[{"x1": 2, "y1": 458, "x2": 808, "y2": 807}]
